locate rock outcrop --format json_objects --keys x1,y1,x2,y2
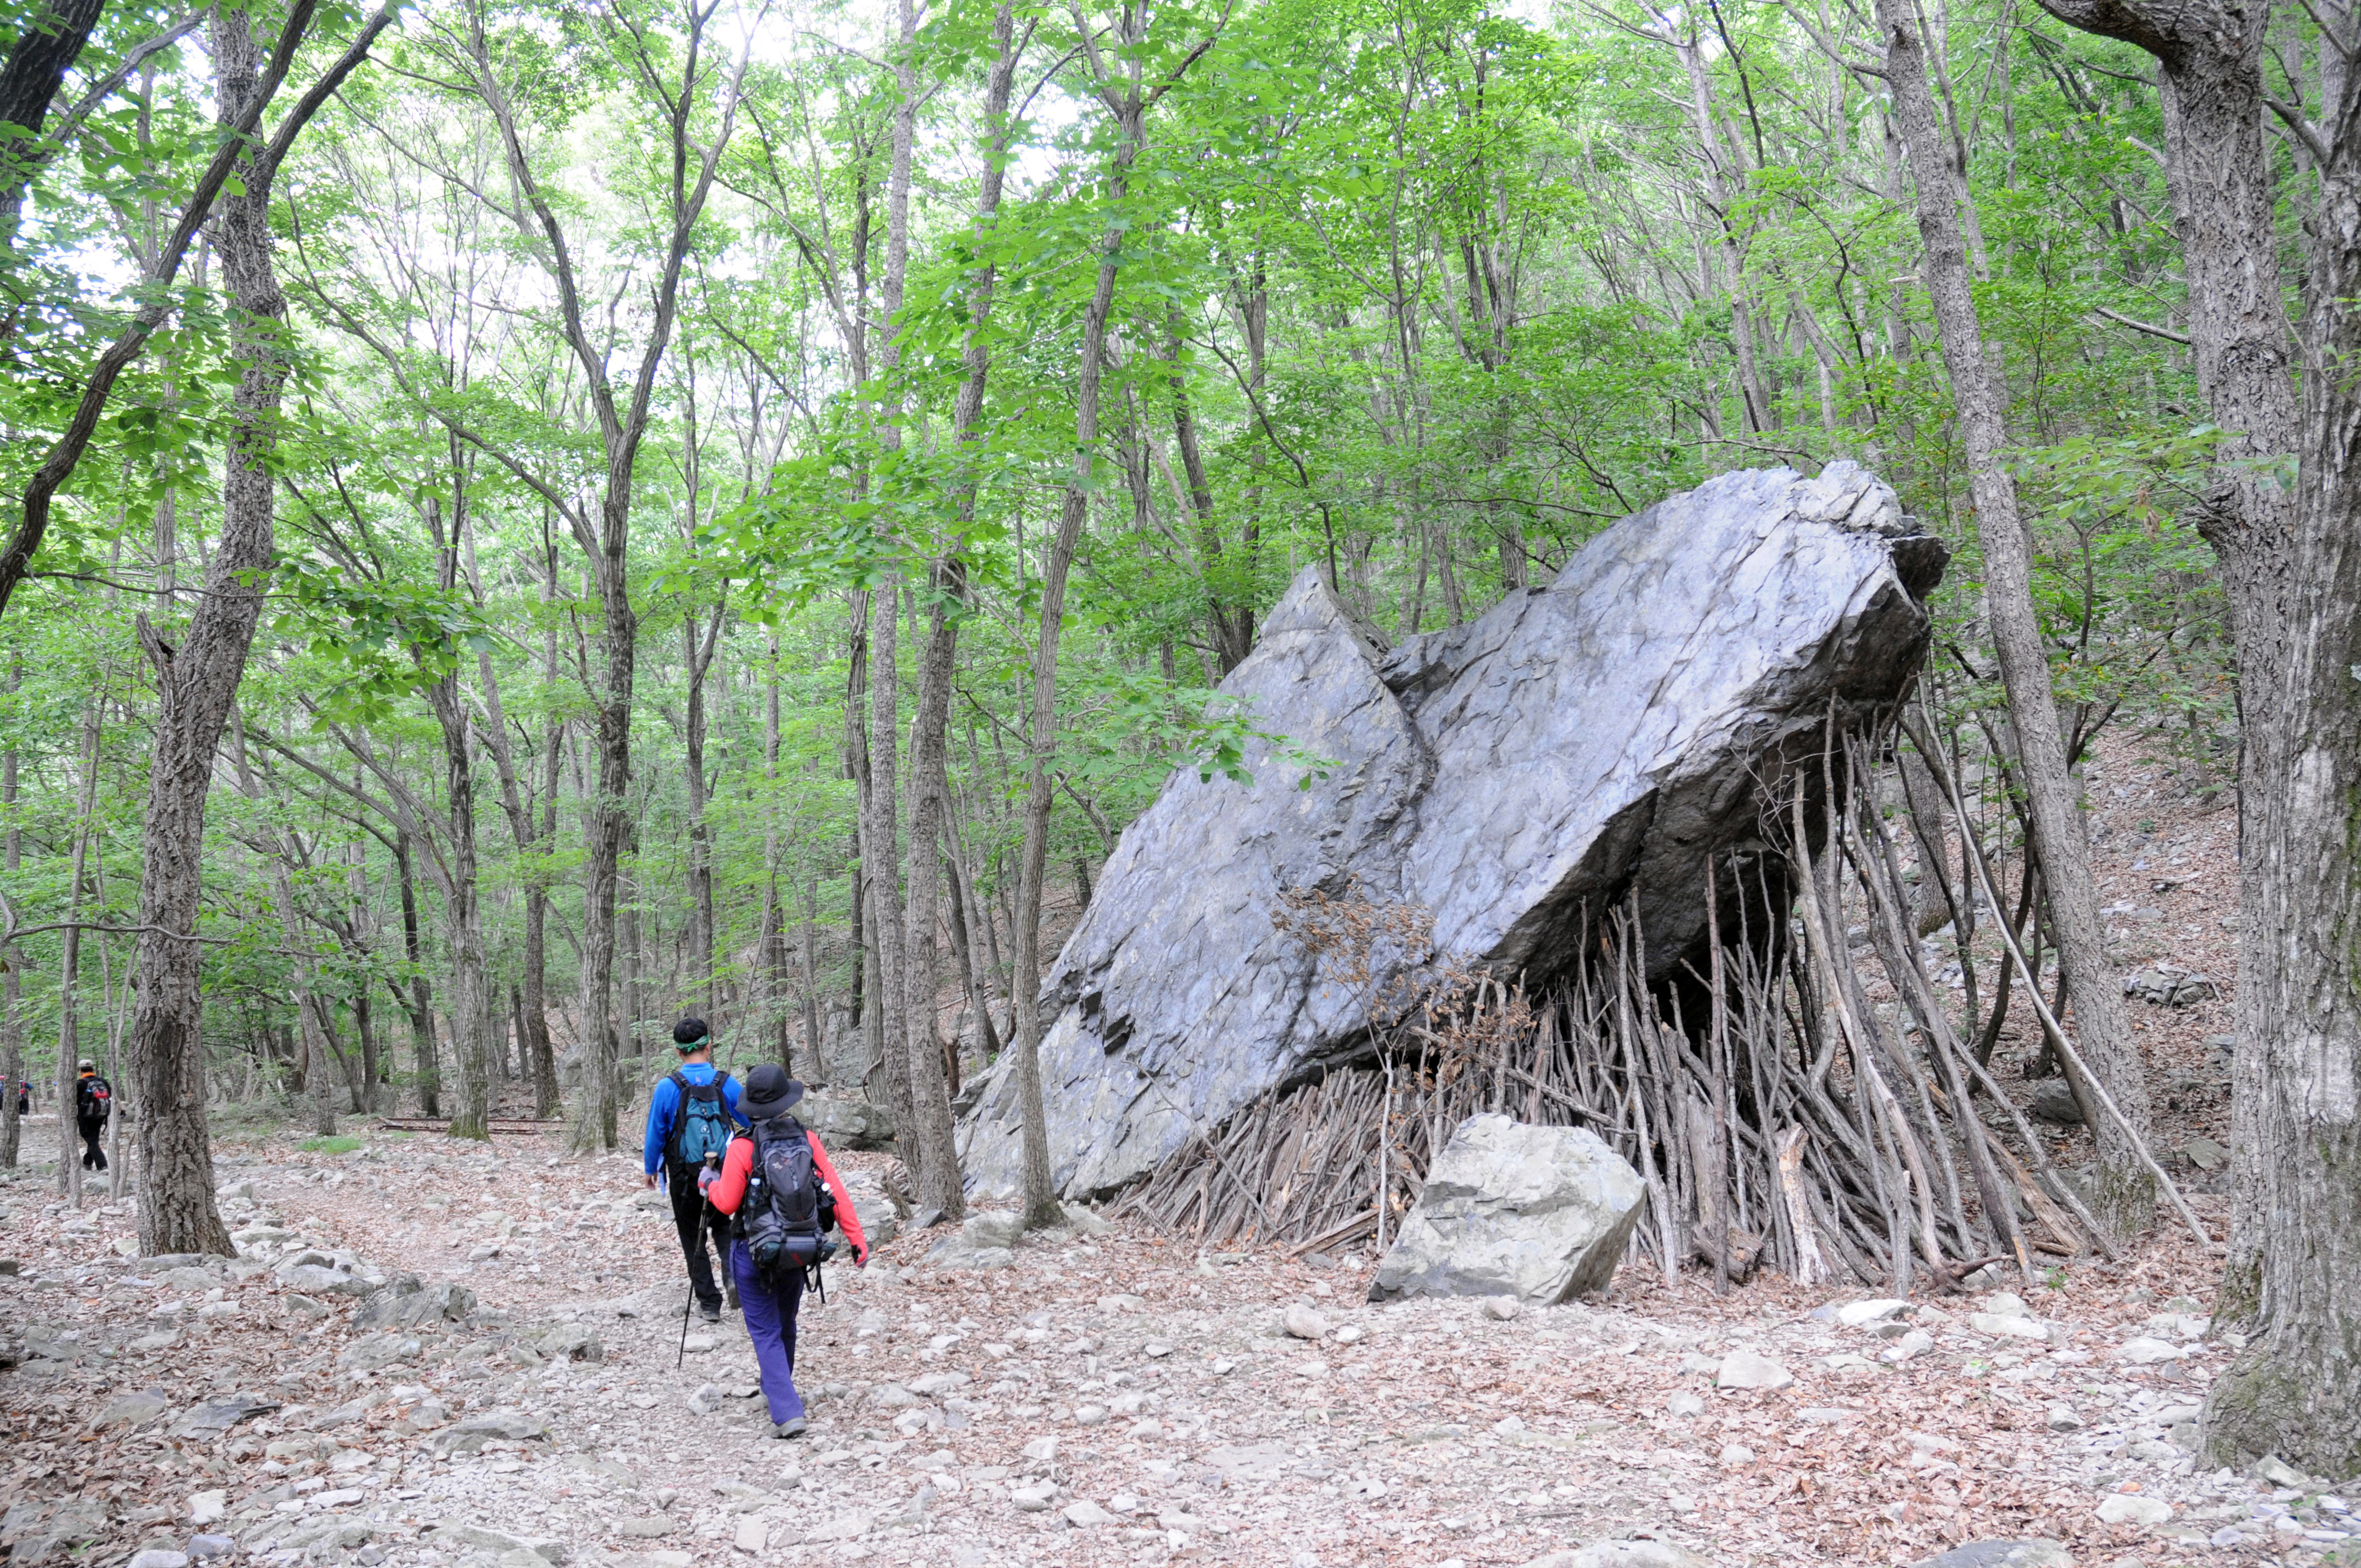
[
  {"x1": 959, "y1": 462, "x2": 1943, "y2": 1200},
  {"x1": 1369, "y1": 1114, "x2": 1646, "y2": 1303}
]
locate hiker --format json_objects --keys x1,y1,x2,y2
[
  {"x1": 641, "y1": 1017, "x2": 746, "y2": 1322},
  {"x1": 75, "y1": 1060, "x2": 110, "y2": 1171},
  {"x1": 700, "y1": 1063, "x2": 868, "y2": 1439}
]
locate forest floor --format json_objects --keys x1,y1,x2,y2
[{"x1": 3, "y1": 729, "x2": 2349, "y2": 1568}]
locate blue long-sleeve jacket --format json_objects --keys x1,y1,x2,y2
[{"x1": 642, "y1": 1061, "x2": 747, "y2": 1180}]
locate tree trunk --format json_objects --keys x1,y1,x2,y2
[
  {"x1": 427, "y1": 672, "x2": 493, "y2": 1139},
  {"x1": 393, "y1": 829, "x2": 439, "y2": 1115},
  {"x1": 1875, "y1": 0, "x2": 2156, "y2": 1241},
  {"x1": 2018, "y1": 0, "x2": 2309, "y2": 1434},
  {"x1": 229, "y1": 711, "x2": 337, "y2": 1137},
  {"x1": 1009, "y1": 26, "x2": 1171, "y2": 1227},
  {"x1": 0, "y1": 669, "x2": 20, "y2": 1169},
  {"x1": 2191, "y1": 28, "x2": 2361, "y2": 1477},
  {"x1": 684, "y1": 607, "x2": 721, "y2": 1019},
  {"x1": 56, "y1": 692, "x2": 99, "y2": 1200},
  {"x1": 122, "y1": 1, "x2": 297, "y2": 1257}
]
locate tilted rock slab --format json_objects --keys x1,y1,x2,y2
[
  {"x1": 959, "y1": 462, "x2": 1944, "y2": 1200},
  {"x1": 1369, "y1": 1113, "x2": 1646, "y2": 1303}
]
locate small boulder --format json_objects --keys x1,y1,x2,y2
[
  {"x1": 96, "y1": 1390, "x2": 173, "y2": 1430},
  {"x1": 1715, "y1": 1350, "x2": 1792, "y2": 1390},
  {"x1": 1835, "y1": 1298, "x2": 1910, "y2": 1327},
  {"x1": 2181, "y1": 1137, "x2": 2228, "y2": 1173},
  {"x1": 1907, "y1": 1543, "x2": 2072, "y2": 1568},
  {"x1": 2117, "y1": 1337, "x2": 2184, "y2": 1364},
  {"x1": 2027, "y1": 1082, "x2": 2084, "y2": 1126},
  {"x1": 798, "y1": 1095, "x2": 896, "y2": 1151},
  {"x1": 1062, "y1": 1501, "x2": 1116, "y2": 1528},
  {"x1": 1481, "y1": 1297, "x2": 1522, "y2": 1322},
  {"x1": 1282, "y1": 1305, "x2": 1329, "y2": 1340},
  {"x1": 2094, "y1": 1494, "x2": 2170, "y2": 1526},
  {"x1": 1369, "y1": 1115, "x2": 1644, "y2": 1304},
  {"x1": 1970, "y1": 1313, "x2": 2048, "y2": 1341}
]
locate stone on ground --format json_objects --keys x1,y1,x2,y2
[
  {"x1": 2094, "y1": 1495, "x2": 2172, "y2": 1526},
  {"x1": 1714, "y1": 1349, "x2": 1792, "y2": 1390},
  {"x1": 1908, "y1": 1544, "x2": 2074, "y2": 1568},
  {"x1": 1370, "y1": 1115, "x2": 1646, "y2": 1304},
  {"x1": 1283, "y1": 1305, "x2": 1330, "y2": 1340}
]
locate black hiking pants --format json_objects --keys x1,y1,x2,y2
[
  {"x1": 668, "y1": 1167, "x2": 722, "y2": 1314},
  {"x1": 79, "y1": 1119, "x2": 107, "y2": 1171}
]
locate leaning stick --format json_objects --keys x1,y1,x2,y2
[{"x1": 1910, "y1": 701, "x2": 2215, "y2": 1253}]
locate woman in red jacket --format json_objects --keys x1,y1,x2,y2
[{"x1": 699, "y1": 1064, "x2": 869, "y2": 1439}]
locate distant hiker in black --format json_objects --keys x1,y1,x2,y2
[
  {"x1": 641, "y1": 1018, "x2": 746, "y2": 1322},
  {"x1": 75, "y1": 1060, "x2": 110, "y2": 1171}
]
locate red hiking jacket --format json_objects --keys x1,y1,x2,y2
[{"x1": 705, "y1": 1124, "x2": 870, "y2": 1265}]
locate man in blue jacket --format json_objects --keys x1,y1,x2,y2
[{"x1": 643, "y1": 1017, "x2": 746, "y2": 1322}]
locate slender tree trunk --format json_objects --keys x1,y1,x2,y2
[
  {"x1": 1, "y1": 661, "x2": 21, "y2": 1169},
  {"x1": 761, "y1": 636, "x2": 794, "y2": 1071},
  {"x1": 56, "y1": 693, "x2": 99, "y2": 1200},
  {"x1": 229, "y1": 711, "x2": 337, "y2": 1136},
  {"x1": 426, "y1": 660, "x2": 492, "y2": 1140},
  {"x1": 684, "y1": 608, "x2": 720, "y2": 1019},
  {"x1": 393, "y1": 829, "x2": 439, "y2": 1115},
  {"x1": 1010, "y1": 27, "x2": 1174, "y2": 1226},
  {"x1": 1875, "y1": 0, "x2": 2155, "y2": 1240},
  {"x1": 122, "y1": 2, "x2": 297, "y2": 1256}
]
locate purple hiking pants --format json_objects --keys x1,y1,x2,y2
[{"x1": 728, "y1": 1238, "x2": 807, "y2": 1425}]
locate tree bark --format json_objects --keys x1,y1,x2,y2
[
  {"x1": 392, "y1": 829, "x2": 439, "y2": 1115},
  {"x1": 2186, "y1": 21, "x2": 2361, "y2": 1476},
  {"x1": 228, "y1": 712, "x2": 337, "y2": 1137},
  {"x1": 684, "y1": 606, "x2": 722, "y2": 1019},
  {"x1": 2018, "y1": 0, "x2": 2308, "y2": 1410},
  {"x1": 1, "y1": 667, "x2": 20, "y2": 1168},
  {"x1": 1009, "y1": 0, "x2": 1222, "y2": 1224},
  {"x1": 1874, "y1": 0, "x2": 2156, "y2": 1242},
  {"x1": 121, "y1": 0, "x2": 303, "y2": 1257}
]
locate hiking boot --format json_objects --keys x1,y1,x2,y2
[
  {"x1": 698, "y1": 1302, "x2": 722, "y2": 1324},
  {"x1": 773, "y1": 1417, "x2": 807, "y2": 1440}
]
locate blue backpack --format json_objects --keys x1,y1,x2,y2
[{"x1": 665, "y1": 1070, "x2": 734, "y2": 1170}]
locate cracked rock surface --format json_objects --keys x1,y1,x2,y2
[{"x1": 960, "y1": 462, "x2": 1945, "y2": 1201}]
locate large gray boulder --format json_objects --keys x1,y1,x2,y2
[
  {"x1": 1369, "y1": 1114, "x2": 1646, "y2": 1303},
  {"x1": 958, "y1": 462, "x2": 1942, "y2": 1200}
]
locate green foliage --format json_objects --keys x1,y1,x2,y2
[{"x1": 0, "y1": 0, "x2": 2253, "y2": 1108}]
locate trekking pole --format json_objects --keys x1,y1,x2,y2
[{"x1": 676, "y1": 1152, "x2": 721, "y2": 1368}]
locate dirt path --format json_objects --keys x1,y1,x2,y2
[{"x1": 4, "y1": 1120, "x2": 2342, "y2": 1568}]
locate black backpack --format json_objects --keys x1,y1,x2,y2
[
  {"x1": 77, "y1": 1075, "x2": 111, "y2": 1125},
  {"x1": 663, "y1": 1070, "x2": 733, "y2": 1169},
  {"x1": 731, "y1": 1117, "x2": 831, "y2": 1276}
]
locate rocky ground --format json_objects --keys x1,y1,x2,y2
[
  {"x1": 2, "y1": 730, "x2": 2348, "y2": 1568},
  {"x1": 2, "y1": 1126, "x2": 2352, "y2": 1568}
]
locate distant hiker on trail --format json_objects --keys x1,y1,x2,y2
[
  {"x1": 642, "y1": 1017, "x2": 746, "y2": 1323},
  {"x1": 75, "y1": 1060, "x2": 110, "y2": 1171},
  {"x1": 701, "y1": 1063, "x2": 868, "y2": 1440}
]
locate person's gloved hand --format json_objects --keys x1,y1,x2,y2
[
  {"x1": 852, "y1": 1241, "x2": 869, "y2": 1268},
  {"x1": 696, "y1": 1164, "x2": 719, "y2": 1195}
]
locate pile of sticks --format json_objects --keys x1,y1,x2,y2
[{"x1": 1113, "y1": 706, "x2": 2210, "y2": 1291}]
